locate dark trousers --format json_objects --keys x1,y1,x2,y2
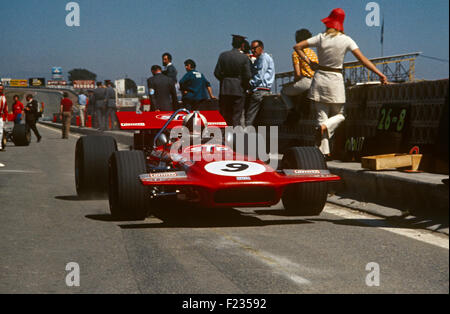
[
  {"x1": 105, "y1": 107, "x2": 118, "y2": 130},
  {"x1": 219, "y1": 95, "x2": 245, "y2": 127},
  {"x1": 26, "y1": 119, "x2": 41, "y2": 140},
  {"x1": 245, "y1": 90, "x2": 270, "y2": 127},
  {"x1": 95, "y1": 102, "x2": 106, "y2": 130}
]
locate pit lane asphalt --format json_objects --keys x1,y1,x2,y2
[{"x1": 0, "y1": 125, "x2": 448, "y2": 294}]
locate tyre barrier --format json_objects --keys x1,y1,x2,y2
[
  {"x1": 258, "y1": 79, "x2": 448, "y2": 173},
  {"x1": 254, "y1": 95, "x2": 289, "y2": 126}
]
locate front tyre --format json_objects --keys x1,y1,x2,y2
[
  {"x1": 281, "y1": 147, "x2": 328, "y2": 216},
  {"x1": 75, "y1": 136, "x2": 117, "y2": 199},
  {"x1": 109, "y1": 151, "x2": 150, "y2": 220}
]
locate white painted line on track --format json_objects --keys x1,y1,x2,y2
[
  {"x1": 213, "y1": 231, "x2": 312, "y2": 286},
  {"x1": 0, "y1": 170, "x2": 42, "y2": 174},
  {"x1": 38, "y1": 123, "x2": 81, "y2": 138},
  {"x1": 38, "y1": 124, "x2": 129, "y2": 149},
  {"x1": 324, "y1": 204, "x2": 449, "y2": 250}
]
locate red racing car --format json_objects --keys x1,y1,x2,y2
[{"x1": 75, "y1": 109, "x2": 340, "y2": 220}]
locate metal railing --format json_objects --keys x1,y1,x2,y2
[{"x1": 274, "y1": 52, "x2": 422, "y2": 93}]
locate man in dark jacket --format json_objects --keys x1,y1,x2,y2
[
  {"x1": 92, "y1": 82, "x2": 106, "y2": 130},
  {"x1": 105, "y1": 81, "x2": 117, "y2": 130},
  {"x1": 214, "y1": 34, "x2": 252, "y2": 126},
  {"x1": 162, "y1": 52, "x2": 178, "y2": 83},
  {"x1": 25, "y1": 94, "x2": 42, "y2": 142},
  {"x1": 147, "y1": 65, "x2": 178, "y2": 111}
]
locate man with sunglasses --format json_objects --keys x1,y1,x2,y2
[{"x1": 245, "y1": 40, "x2": 275, "y2": 126}]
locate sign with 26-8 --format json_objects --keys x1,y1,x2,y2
[{"x1": 377, "y1": 103, "x2": 409, "y2": 133}]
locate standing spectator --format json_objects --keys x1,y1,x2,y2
[
  {"x1": 12, "y1": 95, "x2": 24, "y2": 125},
  {"x1": 60, "y1": 92, "x2": 73, "y2": 139},
  {"x1": 105, "y1": 81, "x2": 117, "y2": 130},
  {"x1": 214, "y1": 34, "x2": 252, "y2": 126},
  {"x1": 294, "y1": 8, "x2": 387, "y2": 157},
  {"x1": 245, "y1": 40, "x2": 275, "y2": 127},
  {"x1": 179, "y1": 59, "x2": 216, "y2": 111},
  {"x1": 147, "y1": 65, "x2": 178, "y2": 111},
  {"x1": 0, "y1": 84, "x2": 8, "y2": 151},
  {"x1": 93, "y1": 82, "x2": 107, "y2": 131},
  {"x1": 24, "y1": 94, "x2": 42, "y2": 142},
  {"x1": 281, "y1": 29, "x2": 318, "y2": 111},
  {"x1": 87, "y1": 90, "x2": 95, "y2": 127},
  {"x1": 162, "y1": 52, "x2": 178, "y2": 83},
  {"x1": 77, "y1": 91, "x2": 87, "y2": 127}
]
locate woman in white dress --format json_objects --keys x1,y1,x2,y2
[{"x1": 294, "y1": 8, "x2": 388, "y2": 157}]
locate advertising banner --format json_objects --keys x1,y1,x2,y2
[
  {"x1": 29, "y1": 78, "x2": 46, "y2": 87},
  {"x1": 73, "y1": 80, "x2": 95, "y2": 89},
  {"x1": 10, "y1": 79, "x2": 29, "y2": 87},
  {"x1": 47, "y1": 80, "x2": 68, "y2": 87},
  {"x1": 52, "y1": 67, "x2": 63, "y2": 80}
]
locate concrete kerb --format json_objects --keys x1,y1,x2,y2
[{"x1": 39, "y1": 121, "x2": 449, "y2": 235}]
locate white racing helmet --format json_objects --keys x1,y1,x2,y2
[{"x1": 182, "y1": 111, "x2": 208, "y2": 136}]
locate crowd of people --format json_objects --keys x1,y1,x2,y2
[
  {"x1": 141, "y1": 8, "x2": 387, "y2": 157},
  {"x1": 1, "y1": 8, "x2": 388, "y2": 157},
  {"x1": 1, "y1": 83, "x2": 43, "y2": 151}
]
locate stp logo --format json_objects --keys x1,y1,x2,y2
[
  {"x1": 156, "y1": 114, "x2": 187, "y2": 121},
  {"x1": 183, "y1": 144, "x2": 230, "y2": 154}
]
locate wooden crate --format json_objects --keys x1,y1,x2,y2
[{"x1": 361, "y1": 154, "x2": 423, "y2": 171}]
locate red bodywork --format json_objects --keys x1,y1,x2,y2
[{"x1": 116, "y1": 111, "x2": 340, "y2": 208}]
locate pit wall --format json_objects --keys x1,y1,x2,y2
[{"x1": 272, "y1": 79, "x2": 449, "y2": 174}]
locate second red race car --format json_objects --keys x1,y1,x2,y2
[{"x1": 75, "y1": 109, "x2": 340, "y2": 220}]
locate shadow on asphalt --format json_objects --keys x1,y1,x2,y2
[
  {"x1": 85, "y1": 214, "x2": 140, "y2": 222},
  {"x1": 308, "y1": 215, "x2": 448, "y2": 232},
  {"x1": 256, "y1": 208, "x2": 448, "y2": 232},
  {"x1": 55, "y1": 195, "x2": 82, "y2": 201},
  {"x1": 112, "y1": 207, "x2": 313, "y2": 229},
  {"x1": 55, "y1": 194, "x2": 108, "y2": 201}
]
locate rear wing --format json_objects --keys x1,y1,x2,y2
[{"x1": 116, "y1": 111, "x2": 227, "y2": 130}]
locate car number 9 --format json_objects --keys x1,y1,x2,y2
[{"x1": 205, "y1": 161, "x2": 266, "y2": 177}]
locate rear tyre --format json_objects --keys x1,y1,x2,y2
[
  {"x1": 75, "y1": 136, "x2": 117, "y2": 199},
  {"x1": 11, "y1": 124, "x2": 31, "y2": 146},
  {"x1": 109, "y1": 151, "x2": 150, "y2": 220},
  {"x1": 281, "y1": 147, "x2": 328, "y2": 216}
]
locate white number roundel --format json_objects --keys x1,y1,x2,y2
[{"x1": 204, "y1": 161, "x2": 266, "y2": 177}]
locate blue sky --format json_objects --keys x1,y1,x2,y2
[{"x1": 0, "y1": 0, "x2": 448, "y2": 92}]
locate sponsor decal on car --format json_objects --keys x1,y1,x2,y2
[
  {"x1": 156, "y1": 114, "x2": 187, "y2": 121},
  {"x1": 121, "y1": 122, "x2": 146, "y2": 127},
  {"x1": 183, "y1": 144, "x2": 230, "y2": 154},
  {"x1": 140, "y1": 171, "x2": 188, "y2": 182},
  {"x1": 236, "y1": 176, "x2": 252, "y2": 181},
  {"x1": 283, "y1": 169, "x2": 332, "y2": 177}
]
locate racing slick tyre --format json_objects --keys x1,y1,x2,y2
[
  {"x1": 108, "y1": 151, "x2": 150, "y2": 220},
  {"x1": 75, "y1": 135, "x2": 117, "y2": 199},
  {"x1": 281, "y1": 147, "x2": 328, "y2": 216},
  {"x1": 11, "y1": 124, "x2": 31, "y2": 146}
]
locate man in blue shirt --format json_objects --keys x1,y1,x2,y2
[
  {"x1": 245, "y1": 40, "x2": 275, "y2": 126},
  {"x1": 77, "y1": 91, "x2": 87, "y2": 127},
  {"x1": 179, "y1": 59, "x2": 216, "y2": 111}
]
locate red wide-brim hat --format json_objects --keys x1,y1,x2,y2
[{"x1": 321, "y1": 8, "x2": 345, "y2": 32}]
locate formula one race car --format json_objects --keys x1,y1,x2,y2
[{"x1": 74, "y1": 109, "x2": 340, "y2": 220}]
